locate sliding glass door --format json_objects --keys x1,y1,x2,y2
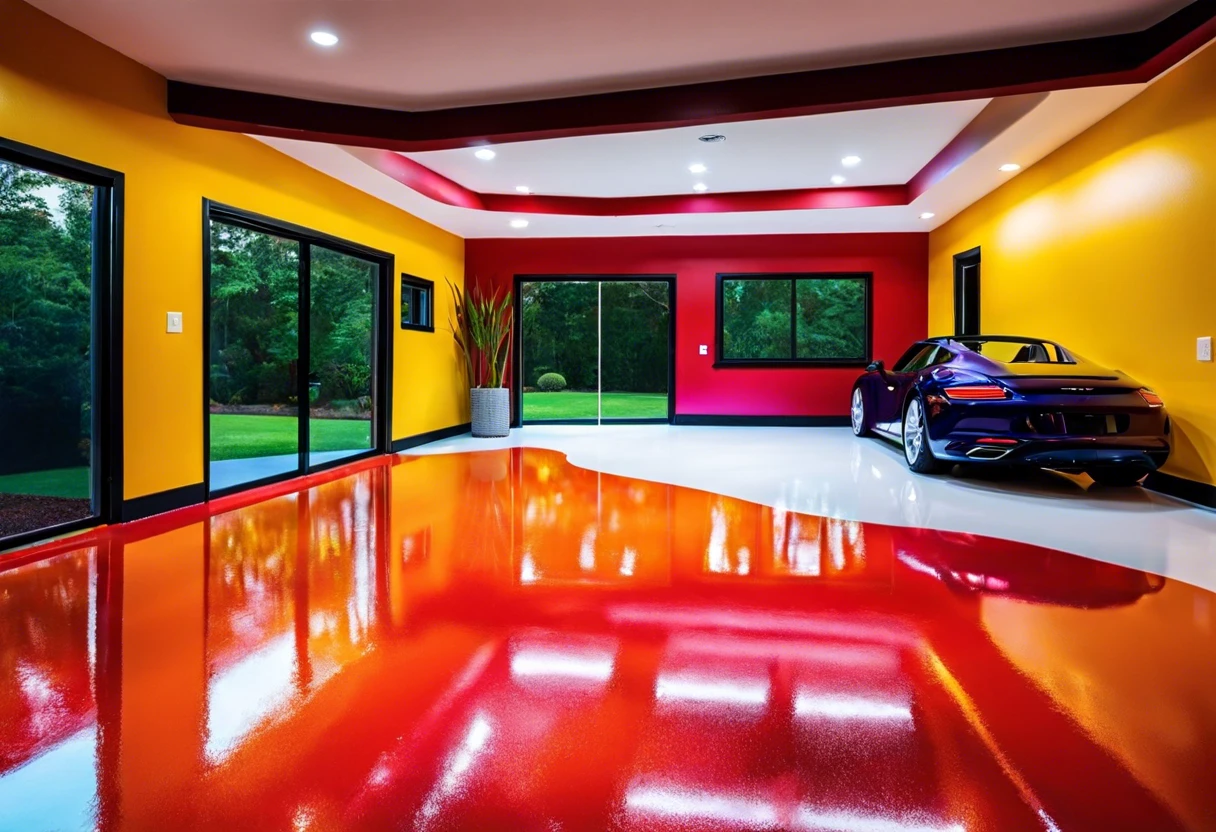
[
  {"x1": 518, "y1": 277, "x2": 673, "y2": 425},
  {"x1": 0, "y1": 141, "x2": 120, "y2": 548},
  {"x1": 205, "y1": 203, "x2": 389, "y2": 496}
]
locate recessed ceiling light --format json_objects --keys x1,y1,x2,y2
[
  {"x1": 693, "y1": 183, "x2": 709, "y2": 192},
  {"x1": 830, "y1": 175, "x2": 847, "y2": 185},
  {"x1": 842, "y1": 155, "x2": 862, "y2": 167},
  {"x1": 309, "y1": 31, "x2": 339, "y2": 47},
  {"x1": 689, "y1": 163, "x2": 708, "y2": 174},
  {"x1": 474, "y1": 148, "x2": 496, "y2": 161},
  {"x1": 699, "y1": 134, "x2": 727, "y2": 143},
  {"x1": 999, "y1": 163, "x2": 1022, "y2": 172},
  {"x1": 509, "y1": 219, "x2": 529, "y2": 229},
  {"x1": 919, "y1": 212, "x2": 936, "y2": 220},
  {"x1": 515, "y1": 185, "x2": 531, "y2": 194}
]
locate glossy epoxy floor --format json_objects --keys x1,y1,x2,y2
[{"x1": 2, "y1": 448, "x2": 1215, "y2": 831}]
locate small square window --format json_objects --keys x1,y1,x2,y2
[{"x1": 401, "y1": 274, "x2": 434, "y2": 331}]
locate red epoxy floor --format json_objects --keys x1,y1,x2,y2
[{"x1": 2, "y1": 448, "x2": 1215, "y2": 831}]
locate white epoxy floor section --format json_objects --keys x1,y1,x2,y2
[{"x1": 406, "y1": 425, "x2": 1216, "y2": 593}]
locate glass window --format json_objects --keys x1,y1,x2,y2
[
  {"x1": 400, "y1": 274, "x2": 433, "y2": 331},
  {"x1": 719, "y1": 274, "x2": 869, "y2": 364},
  {"x1": 520, "y1": 279, "x2": 672, "y2": 424},
  {"x1": 0, "y1": 159, "x2": 98, "y2": 540}
]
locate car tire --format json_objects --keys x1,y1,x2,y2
[
  {"x1": 1088, "y1": 468, "x2": 1147, "y2": 487},
  {"x1": 850, "y1": 386, "x2": 871, "y2": 437},
  {"x1": 903, "y1": 396, "x2": 945, "y2": 474}
]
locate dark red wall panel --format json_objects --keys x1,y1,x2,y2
[{"x1": 467, "y1": 234, "x2": 929, "y2": 418}]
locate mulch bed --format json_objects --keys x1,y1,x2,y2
[{"x1": 0, "y1": 493, "x2": 92, "y2": 539}]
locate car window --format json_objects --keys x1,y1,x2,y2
[
  {"x1": 893, "y1": 344, "x2": 934, "y2": 372},
  {"x1": 898, "y1": 345, "x2": 943, "y2": 373},
  {"x1": 929, "y1": 347, "x2": 953, "y2": 366}
]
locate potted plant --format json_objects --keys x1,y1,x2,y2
[{"x1": 448, "y1": 279, "x2": 513, "y2": 437}]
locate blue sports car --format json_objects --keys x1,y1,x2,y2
[{"x1": 850, "y1": 336, "x2": 1170, "y2": 485}]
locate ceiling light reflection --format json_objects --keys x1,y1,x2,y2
[
  {"x1": 655, "y1": 673, "x2": 770, "y2": 708},
  {"x1": 415, "y1": 714, "x2": 492, "y2": 828},
  {"x1": 794, "y1": 693, "x2": 913, "y2": 723},
  {"x1": 510, "y1": 649, "x2": 615, "y2": 683},
  {"x1": 795, "y1": 806, "x2": 965, "y2": 832},
  {"x1": 625, "y1": 785, "x2": 778, "y2": 828}
]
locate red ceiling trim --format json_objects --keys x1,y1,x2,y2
[
  {"x1": 167, "y1": 0, "x2": 1216, "y2": 151},
  {"x1": 346, "y1": 93, "x2": 1038, "y2": 217},
  {"x1": 348, "y1": 146, "x2": 908, "y2": 215}
]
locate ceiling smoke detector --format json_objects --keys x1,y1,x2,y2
[{"x1": 698, "y1": 134, "x2": 727, "y2": 143}]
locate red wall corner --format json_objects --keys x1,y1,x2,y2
[{"x1": 467, "y1": 234, "x2": 929, "y2": 418}]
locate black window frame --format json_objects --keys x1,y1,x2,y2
[
  {"x1": 400, "y1": 273, "x2": 435, "y2": 332},
  {"x1": 202, "y1": 200, "x2": 394, "y2": 499},
  {"x1": 0, "y1": 137, "x2": 124, "y2": 551},
  {"x1": 715, "y1": 272, "x2": 872, "y2": 368}
]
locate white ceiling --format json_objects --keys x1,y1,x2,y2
[
  {"x1": 405, "y1": 101, "x2": 990, "y2": 197},
  {"x1": 257, "y1": 84, "x2": 1145, "y2": 238},
  {"x1": 26, "y1": 0, "x2": 1187, "y2": 109}
]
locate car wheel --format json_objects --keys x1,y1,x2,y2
[
  {"x1": 903, "y1": 397, "x2": 944, "y2": 474},
  {"x1": 1088, "y1": 468, "x2": 1147, "y2": 487},
  {"x1": 850, "y1": 387, "x2": 871, "y2": 437}
]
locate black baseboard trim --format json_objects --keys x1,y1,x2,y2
[
  {"x1": 1145, "y1": 471, "x2": 1216, "y2": 510},
  {"x1": 673, "y1": 415, "x2": 851, "y2": 428},
  {"x1": 392, "y1": 422, "x2": 472, "y2": 453},
  {"x1": 122, "y1": 482, "x2": 206, "y2": 522}
]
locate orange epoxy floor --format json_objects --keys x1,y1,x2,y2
[{"x1": 2, "y1": 448, "x2": 1215, "y2": 831}]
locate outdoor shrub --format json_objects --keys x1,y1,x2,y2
[
  {"x1": 537, "y1": 372, "x2": 567, "y2": 392},
  {"x1": 321, "y1": 362, "x2": 372, "y2": 400}
]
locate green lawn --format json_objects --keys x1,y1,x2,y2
[
  {"x1": 0, "y1": 467, "x2": 91, "y2": 499},
  {"x1": 210, "y1": 414, "x2": 371, "y2": 461},
  {"x1": 522, "y1": 391, "x2": 668, "y2": 421}
]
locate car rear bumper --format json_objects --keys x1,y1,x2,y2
[{"x1": 933, "y1": 434, "x2": 1170, "y2": 471}]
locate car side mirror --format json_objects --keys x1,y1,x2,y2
[{"x1": 867, "y1": 360, "x2": 884, "y2": 374}]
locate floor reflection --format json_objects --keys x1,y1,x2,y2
[{"x1": 0, "y1": 448, "x2": 1213, "y2": 831}]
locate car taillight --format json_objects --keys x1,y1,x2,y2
[
  {"x1": 944, "y1": 385, "x2": 1009, "y2": 401},
  {"x1": 1139, "y1": 389, "x2": 1164, "y2": 407}
]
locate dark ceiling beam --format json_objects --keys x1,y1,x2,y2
[{"x1": 167, "y1": 0, "x2": 1216, "y2": 152}]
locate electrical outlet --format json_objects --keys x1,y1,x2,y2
[
  {"x1": 1199, "y1": 336, "x2": 1213, "y2": 362},
  {"x1": 166, "y1": 312, "x2": 183, "y2": 334},
  {"x1": 699, "y1": 345, "x2": 708, "y2": 356}
]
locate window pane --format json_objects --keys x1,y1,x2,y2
[
  {"x1": 601, "y1": 281, "x2": 670, "y2": 420},
  {"x1": 521, "y1": 281, "x2": 599, "y2": 421},
  {"x1": 208, "y1": 221, "x2": 300, "y2": 491},
  {"x1": 0, "y1": 161, "x2": 96, "y2": 538},
  {"x1": 795, "y1": 278, "x2": 866, "y2": 361},
  {"x1": 309, "y1": 245, "x2": 375, "y2": 466},
  {"x1": 418, "y1": 287, "x2": 430, "y2": 327},
  {"x1": 401, "y1": 286, "x2": 414, "y2": 325},
  {"x1": 721, "y1": 278, "x2": 792, "y2": 360}
]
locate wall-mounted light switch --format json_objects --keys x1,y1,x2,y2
[
  {"x1": 1199, "y1": 336, "x2": 1212, "y2": 362},
  {"x1": 167, "y1": 312, "x2": 183, "y2": 334},
  {"x1": 699, "y1": 345, "x2": 708, "y2": 356}
]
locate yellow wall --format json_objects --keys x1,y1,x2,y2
[
  {"x1": 0, "y1": 0, "x2": 467, "y2": 501},
  {"x1": 930, "y1": 43, "x2": 1216, "y2": 487}
]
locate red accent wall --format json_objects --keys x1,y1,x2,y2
[{"x1": 467, "y1": 234, "x2": 928, "y2": 418}]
